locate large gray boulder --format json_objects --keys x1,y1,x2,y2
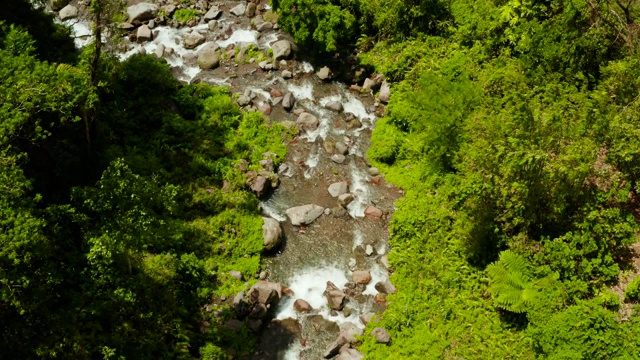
[
  {"x1": 197, "y1": 49, "x2": 220, "y2": 70},
  {"x1": 184, "y1": 32, "x2": 206, "y2": 49},
  {"x1": 58, "y1": 5, "x2": 77, "y2": 20},
  {"x1": 136, "y1": 25, "x2": 152, "y2": 42},
  {"x1": 271, "y1": 40, "x2": 292, "y2": 60},
  {"x1": 262, "y1": 217, "x2": 282, "y2": 250},
  {"x1": 285, "y1": 204, "x2": 324, "y2": 226},
  {"x1": 51, "y1": 0, "x2": 69, "y2": 11},
  {"x1": 296, "y1": 113, "x2": 319, "y2": 131},
  {"x1": 328, "y1": 181, "x2": 349, "y2": 197},
  {"x1": 230, "y1": 3, "x2": 246, "y2": 16},
  {"x1": 127, "y1": 3, "x2": 159, "y2": 24},
  {"x1": 203, "y1": 6, "x2": 222, "y2": 21}
]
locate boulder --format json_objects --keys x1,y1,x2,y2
[
  {"x1": 184, "y1": 32, "x2": 206, "y2": 49},
  {"x1": 203, "y1": 6, "x2": 222, "y2": 21},
  {"x1": 230, "y1": 4, "x2": 246, "y2": 16},
  {"x1": 197, "y1": 49, "x2": 220, "y2": 70},
  {"x1": 293, "y1": 299, "x2": 313, "y2": 313},
  {"x1": 328, "y1": 182, "x2": 349, "y2": 197},
  {"x1": 257, "y1": 21, "x2": 274, "y2": 32},
  {"x1": 375, "y1": 281, "x2": 396, "y2": 294},
  {"x1": 250, "y1": 175, "x2": 270, "y2": 196},
  {"x1": 50, "y1": 0, "x2": 69, "y2": 11},
  {"x1": 360, "y1": 312, "x2": 375, "y2": 325},
  {"x1": 282, "y1": 93, "x2": 295, "y2": 111},
  {"x1": 317, "y1": 66, "x2": 332, "y2": 81},
  {"x1": 379, "y1": 254, "x2": 391, "y2": 270},
  {"x1": 371, "y1": 327, "x2": 391, "y2": 344},
  {"x1": 352, "y1": 270, "x2": 372, "y2": 284},
  {"x1": 208, "y1": 20, "x2": 218, "y2": 31},
  {"x1": 364, "y1": 205, "x2": 383, "y2": 219},
  {"x1": 379, "y1": 80, "x2": 391, "y2": 103},
  {"x1": 136, "y1": 25, "x2": 152, "y2": 42},
  {"x1": 336, "y1": 348, "x2": 365, "y2": 360},
  {"x1": 245, "y1": 2, "x2": 257, "y2": 17},
  {"x1": 127, "y1": 3, "x2": 158, "y2": 24},
  {"x1": 58, "y1": 5, "x2": 77, "y2": 21},
  {"x1": 262, "y1": 217, "x2": 282, "y2": 250},
  {"x1": 332, "y1": 154, "x2": 346, "y2": 164},
  {"x1": 296, "y1": 112, "x2": 319, "y2": 131},
  {"x1": 285, "y1": 204, "x2": 324, "y2": 226},
  {"x1": 249, "y1": 281, "x2": 282, "y2": 307},
  {"x1": 324, "y1": 336, "x2": 348, "y2": 358},
  {"x1": 249, "y1": 303, "x2": 268, "y2": 319},
  {"x1": 325, "y1": 101, "x2": 344, "y2": 112},
  {"x1": 324, "y1": 281, "x2": 346, "y2": 311},
  {"x1": 338, "y1": 193, "x2": 355, "y2": 208},
  {"x1": 247, "y1": 318, "x2": 262, "y2": 332},
  {"x1": 272, "y1": 40, "x2": 292, "y2": 60}
]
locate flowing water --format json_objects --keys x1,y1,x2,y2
[{"x1": 65, "y1": 2, "x2": 400, "y2": 358}]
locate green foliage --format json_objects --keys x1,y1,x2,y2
[
  {"x1": 487, "y1": 251, "x2": 537, "y2": 313},
  {"x1": 173, "y1": 9, "x2": 201, "y2": 23},
  {"x1": 626, "y1": 277, "x2": 640, "y2": 302}
]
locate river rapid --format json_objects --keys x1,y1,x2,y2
[{"x1": 62, "y1": 1, "x2": 400, "y2": 358}]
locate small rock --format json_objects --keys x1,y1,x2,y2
[
  {"x1": 258, "y1": 103, "x2": 272, "y2": 116},
  {"x1": 379, "y1": 80, "x2": 391, "y2": 103},
  {"x1": 375, "y1": 281, "x2": 396, "y2": 295},
  {"x1": 336, "y1": 348, "x2": 365, "y2": 360},
  {"x1": 247, "y1": 318, "x2": 262, "y2": 332},
  {"x1": 332, "y1": 207, "x2": 348, "y2": 218},
  {"x1": 136, "y1": 25, "x2": 152, "y2": 42},
  {"x1": 204, "y1": 6, "x2": 222, "y2": 21},
  {"x1": 324, "y1": 281, "x2": 346, "y2": 311},
  {"x1": 223, "y1": 319, "x2": 244, "y2": 330},
  {"x1": 338, "y1": 193, "x2": 355, "y2": 208},
  {"x1": 324, "y1": 208, "x2": 332, "y2": 216},
  {"x1": 285, "y1": 204, "x2": 324, "y2": 226},
  {"x1": 154, "y1": 44, "x2": 165, "y2": 58},
  {"x1": 184, "y1": 32, "x2": 206, "y2": 49},
  {"x1": 379, "y1": 254, "x2": 391, "y2": 270},
  {"x1": 160, "y1": 4, "x2": 176, "y2": 17},
  {"x1": 58, "y1": 4, "x2": 78, "y2": 20},
  {"x1": 220, "y1": 294, "x2": 227, "y2": 301},
  {"x1": 365, "y1": 244, "x2": 374, "y2": 256},
  {"x1": 270, "y1": 89, "x2": 284, "y2": 98},
  {"x1": 272, "y1": 40, "x2": 292, "y2": 60},
  {"x1": 296, "y1": 112, "x2": 319, "y2": 131},
  {"x1": 282, "y1": 93, "x2": 295, "y2": 111},
  {"x1": 257, "y1": 21, "x2": 274, "y2": 32},
  {"x1": 360, "y1": 312, "x2": 374, "y2": 325},
  {"x1": 230, "y1": 4, "x2": 246, "y2": 16},
  {"x1": 352, "y1": 270, "x2": 372, "y2": 284},
  {"x1": 282, "y1": 70, "x2": 293, "y2": 79},
  {"x1": 348, "y1": 258, "x2": 357, "y2": 270},
  {"x1": 331, "y1": 154, "x2": 346, "y2": 164},
  {"x1": 317, "y1": 66, "x2": 332, "y2": 81},
  {"x1": 335, "y1": 142, "x2": 349, "y2": 155},
  {"x1": 197, "y1": 50, "x2": 220, "y2": 70},
  {"x1": 293, "y1": 299, "x2": 313, "y2": 313},
  {"x1": 127, "y1": 2, "x2": 158, "y2": 24},
  {"x1": 368, "y1": 167, "x2": 380, "y2": 176},
  {"x1": 147, "y1": 19, "x2": 155, "y2": 29},
  {"x1": 230, "y1": 271, "x2": 243, "y2": 281},
  {"x1": 328, "y1": 182, "x2": 349, "y2": 197},
  {"x1": 364, "y1": 206, "x2": 383, "y2": 219},
  {"x1": 208, "y1": 20, "x2": 218, "y2": 31},
  {"x1": 259, "y1": 271, "x2": 268, "y2": 280},
  {"x1": 371, "y1": 327, "x2": 391, "y2": 344},
  {"x1": 237, "y1": 95, "x2": 252, "y2": 106},
  {"x1": 325, "y1": 101, "x2": 344, "y2": 112}
]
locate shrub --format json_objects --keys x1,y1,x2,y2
[{"x1": 625, "y1": 277, "x2": 640, "y2": 302}]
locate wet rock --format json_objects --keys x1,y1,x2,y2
[
  {"x1": 338, "y1": 193, "x2": 354, "y2": 208},
  {"x1": 262, "y1": 217, "x2": 282, "y2": 250},
  {"x1": 245, "y1": 2, "x2": 257, "y2": 17},
  {"x1": 249, "y1": 303, "x2": 267, "y2": 319},
  {"x1": 281, "y1": 69, "x2": 293, "y2": 79},
  {"x1": 379, "y1": 80, "x2": 391, "y2": 103},
  {"x1": 249, "y1": 281, "x2": 282, "y2": 307},
  {"x1": 325, "y1": 101, "x2": 344, "y2": 112},
  {"x1": 223, "y1": 319, "x2": 244, "y2": 330},
  {"x1": 365, "y1": 244, "x2": 374, "y2": 256},
  {"x1": 324, "y1": 323, "x2": 364, "y2": 358},
  {"x1": 293, "y1": 299, "x2": 313, "y2": 313},
  {"x1": 296, "y1": 112, "x2": 319, "y2": 131},
  {"x1": 340, "y1": 322, "x2": 364, "y2": 343},
  {"x1": 332, "y1": 206, "x2": 348, "y2": 218},
  {"x1": 58, "y1": 5, "x2": 77, "y2": 20},
  {"x1": 360, "y1": 312, "x2": 375, "y2": 325},
  {"x1": 257, "y1": 21, "x2": 274, "y2": 32},
  {"x1": 324, "y1": 335, "x2": 348, "y2": 358},
  {"x1": 184, "y1": 32, "x2": 206, "y2": 49},
  {"x1": 374, "y1": 293, "x2": 387, "y2": 304},
  {"x1": 197, "y1": 50, "x2": 220, "y2": 70},
  {"x1": 379, "y1": 254, "x2": 391, "y2": 270},
  {"x1": 272, "y1": 40, "x2": 292, "y2": 60},
  {"x1": 371, "y1": 327, "x2": 391, "y2": 344},
  {"x1": 258, "y1": 60, "x2": 274, "y2": 70},
  {"x1": 347, "y1": 118, "x2": 363, "y2": 130},
  {"x1": 237, "y1": 95, "x2": 252, "y2": 106},
  {"x1": 270, "y1": 89, "x2": 284, "y2": 98},
  {"x1": 317, "y1": 66, "x2": 332, "y2": 81},
  {"x1": 258, "y1": 103, "x2": 272, "y2": 116},
  {"x1": 208, "y1": 20, "x2": 218, "y2": 31},
  {"x1": 375, "y1": 281, "x2": 396, "y2": 294},
  {"x1": 154, "y1": 44, "x2": 165, "y2": 58},
  {"x1": 336, "y1": 347, "x2": 365, "y2": 360},
  {"x1": 352, "y1": 270, "x2": 372, "y2": 284},
  {"x1": 324, "y1": 281, "x2": 346, "y2": 311},
  {"x1": 364, "y1": 205, "x2": 383, "y2": 219},
  {"x1": 230, "y1": 270, "x2": 243, "y2": 281},
  {"x1": 230, "y1": 4, "x2": 246, "y2": 16},
  {"x1": 137, "y1": 25, "x2": 152, "y2": 42},
  {"x1": 204, "y1": 6, "x2": 222, "y2": 21},
  {"x1": 332, "y1": 154, "x2": 346, "y2": 164},
  {"x1": 247, "y1": 318, "x2": 262, "y2": 332},
  {"x1": 250, "y1": 175, "x2": 270, "y2": 196},
  {"x1": 328, "y1": 181, "x2": 349, "y2": 197},
  {"x1": 368, "y1": 167, "x2": 380, "y2": 176},
  {"x1": 335, "y1": 142, "x2": 349, "y2": 155},
  {"x1": 127, "y1": 2, "x2": 158, "y2": 24},
  {"x1": 348, "y1": 258, "x2": 357, "y2": 270},
  {"x1": 363, "y1": 74, "x2": 385, "y2": 91},
  {"x1": 285, "y1": 204, "x2": 324, "y2": 226}
]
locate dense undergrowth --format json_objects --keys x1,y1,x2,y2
[
  {"x1": 270, "y1": 0, "x2": 640, "y2": 358},
  {"x1": 0, "y1": 4, "x2": 290, "y2": 358}
]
